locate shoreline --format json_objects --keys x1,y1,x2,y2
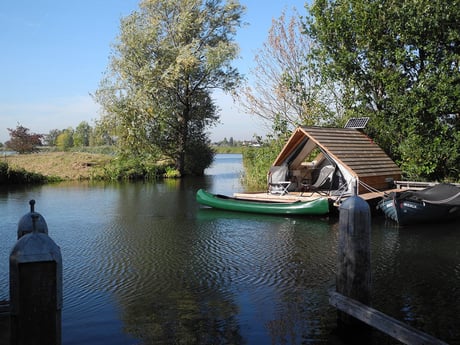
[{"x1": 2, "y1": 152, "x2": 112, "y2": 181}]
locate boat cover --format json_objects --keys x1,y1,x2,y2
[{"x1": 400, "y1": 183, "x2": 460, "y2": 205}]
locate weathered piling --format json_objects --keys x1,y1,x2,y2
[
  {"x1": 9, "y1": 201, "x2": 62, "y2": 345},
  {"x1": 335, "y1": 194, "x2": 372, "y2": 341}
]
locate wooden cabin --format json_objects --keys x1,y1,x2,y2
[{"x1": 271, "y1": 126, "x2": 402, "y2": 196}]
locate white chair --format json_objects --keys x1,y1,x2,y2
[{"x1": 267, "y1": 165, "x2": 291, "y2": 195}]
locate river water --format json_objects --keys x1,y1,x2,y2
[{"x1": 0, "y1": 154, "x2": 459, "y2": 344}]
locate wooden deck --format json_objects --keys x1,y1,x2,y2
[
  {"x1": 233, "y1": 180, "x2": 453, "y2": 208},
  {"x1": 233, "y1": 188, "x2": 405, "y2": 205},
  {"x1": 233, "y1": 191, "x2": 323, "y2": 203}
]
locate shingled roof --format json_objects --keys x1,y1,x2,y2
[{"x1": 273, "y1": 126, "x2": 402, "y2": 192}]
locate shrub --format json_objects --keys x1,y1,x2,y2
[{"x1": 0, "y1": 161, "x2": 49, "y2": 184}]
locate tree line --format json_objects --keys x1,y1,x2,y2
[
  {"x1": 3, "y1": 0, "x2": 459, "y2": 183},
  {"x1": 3, "y1": 122, "x2": 113, "y2": 153}
]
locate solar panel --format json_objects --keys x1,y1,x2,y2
[{"x1": 344, "y1": 117, "x2": 369, "y2": 129}]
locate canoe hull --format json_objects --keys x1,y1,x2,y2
[{"x1": 196, "y1": 189, "x2": 329, "y2": 216}]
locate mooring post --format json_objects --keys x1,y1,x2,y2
[
  {"x1": 17, "y1": 200, "x2": 48, "y2": 239},
  {"x1": 336, "y1": 191, "x2": 372, "y2": 341},
  {"x1": 9, "y1": 201, "x2": 62, "y2": 345}
]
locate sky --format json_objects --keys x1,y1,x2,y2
[{"x1": 0, "y1": 0, "x2": 307, "y2": 144}]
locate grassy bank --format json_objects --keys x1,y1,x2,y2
[
  {"x1": 2, "y1": 152, "x2": 113, "y2": 181},
  {"x1": 1, "y1": 148, "x2": 246, "y2": 184},
  {"x1": 213, "y1": 146, "x2": 243, "y2": 154}
]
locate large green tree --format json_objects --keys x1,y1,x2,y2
[
  {"x1": 95, "y1": 0, "x2": 244, "y2": 176},
  {"x1": 307, "y1": 0, "x2": 460, "y2": 181},
  {"x1": 56, "y1": 128, "x2": 74, "y2": 151},
  {"x1": 74, "y1": 121, "x2": 91, "y2": 147}
]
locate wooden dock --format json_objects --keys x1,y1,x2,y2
[
  {"x1": 233, "y1": 180, "x2": 456, "y2": 208},
  {"x1": 232, "y1": 188, "x2": 404, "y2": 206}
]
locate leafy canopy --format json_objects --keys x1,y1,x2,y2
[
  {"x1": 6, "y1": 125, "x2": 43, "y2": 154},
  {"x1": 95, "y1": 0, "x2": 244, "y2": 176},
  {"x1": 307, "y1": 0, "x2": 460, "y2": 181}
]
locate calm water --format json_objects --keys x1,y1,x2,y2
[{"x1": 0, "y1": 154, "x2": 459, "y2": 344}]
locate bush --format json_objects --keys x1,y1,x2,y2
[
  {"x1": 0, "y1": 161, "x2": 49, "y2": 184},
  {"x1": 184, "y1": 139, "x2": 215, "y2": 176},
  {"x1": 101, "y1": 155, "x2": 165, "y2": 181},
  {"x1": 242, "y1": 138, "x2": 286, "y2": 190},
  {"x1": 0, "y1": 161, "x2": 7, "y2": 184}
]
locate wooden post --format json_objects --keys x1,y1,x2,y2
[
  {"x1": 336, "y1": 194, "x2": 372, "y2": 341},
  {"x1": 329, "y1": 292, "x2": 449, "y2": 345},
  {"x1": 10, "y1": 203, "x2": 62, "y2": 345}
]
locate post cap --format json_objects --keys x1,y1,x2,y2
[{"x1": 17, "y1": 200, "x2": 49, "y2": 239}]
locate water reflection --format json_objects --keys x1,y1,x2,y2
[
  {"x1": 97, "y1": 178, "x2": 338, "y2": 344},
  {"x1": 371, "y1": 220, "x2": 460, "y2": 341},
  {"x1": 0, "y1": 154, "x2": 459, "y2": 344}
]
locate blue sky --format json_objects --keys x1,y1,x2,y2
[{"x1": 0, "y1": 0, "x2": 307, "y2": 144}]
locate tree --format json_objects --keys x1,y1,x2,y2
[
  {"x1": 5, "y1": 125, "x2": 43, "y2": 153},
  {"x1": 74, "y1": 121, "x2": 91, "y2": 147},
  {"x1": 90, "y1": 121, "x2": 116, "y2": 146},
  {"x1": 307, "y1": 0, "x2": 460, "y2": 181},
  {"x1": 235, "y1": 8, "x2": 344, "y2": 136},
  {"x1": 95, "y1": 0, "x2": 244, "y2": 176},
  {"x1": 44, "y1": 129, "x2": 63, "y2": 147},
  {"x1": 56, "y1": 128, "x2": 74, "y2": 151}
]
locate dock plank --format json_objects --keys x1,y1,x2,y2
[
  {"x1": 233, "y1": 188, "x2": 407, "y2": 205},
  {"x1": 232, "y1": 192, "x2": 321, "y2": 203}
]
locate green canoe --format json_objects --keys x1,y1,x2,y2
[{"x1": 196, "y1": 189, "x2": 329, "y2": 216}]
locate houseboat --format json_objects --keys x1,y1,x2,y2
[{"x1": 197, "y1": 119, "x2": 403, "y2": 214}]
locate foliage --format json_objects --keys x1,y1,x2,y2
[
  {"x1": 242, "y1": 137, "x2": 286, "y2": 190},
  {"x1": 43, "y1": 122, "x2": 114, "y2": 151},
  {"x1": 69, "y1": 145, "x2": 116, "y2": 155},
  {"x1": 399, "y1": 122, "x2": 460, "y2": 180},
  {"x1": 5, "y1": 125, "x2": 43, "y2": 154},
  {"x1": 56, "y1": 128, "x2": 74, "y2": 151},
  {"x1": 241, "y1": 119, "x2": 291, "y2": 190},
  {"x1": 90, "y1": 121, "x2": 116, "y2": 146},
  {"x1": 163, "y1": 166, "x2": 181, "y2": 178},
  {"x1": 184, "y1": 135, "x2": 215, "y2": 175},
  {"x1": 0, "y1": 161, "x2": 50, "y2": 185},
  {"x1": 235, "y1": 8, "x2": 344, "y2": 135},
  {"x1": 74, "y1": 121, "x2": 91, "y2": 147},
  {"x1": 95, "y1": 0, "x2": 244, "y2": 176},
  {"x1": 44, "y1": 129, "x2": 63, "y2": 146},
  {"x1": 307, "y1": 0, "x2": 460, "y2": 181},
  {"x1": 214, "y1": 146, "x2": 243, "y2": 154},
  {"x1": 101, "y1": 155, "x2": 164, "y2": 181}
]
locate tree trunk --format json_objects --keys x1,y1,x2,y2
[{"x1": 176, "y1": 106, "x2": 189, "y2": 176}]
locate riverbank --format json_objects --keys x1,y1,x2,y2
[
  {"x1": 2, "y1": 152, "x2": 113, "y2": 181},
  {"x1": 2, "y1": 149, "x2": 243, "y2": 183}
]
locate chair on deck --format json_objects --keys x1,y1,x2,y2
[
  {"x1": 301, "y1": 165, "x2": 335, "y2": 196},
  {"x1": 267, "y1": 165, "x2": 291, "y2": 195}
]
